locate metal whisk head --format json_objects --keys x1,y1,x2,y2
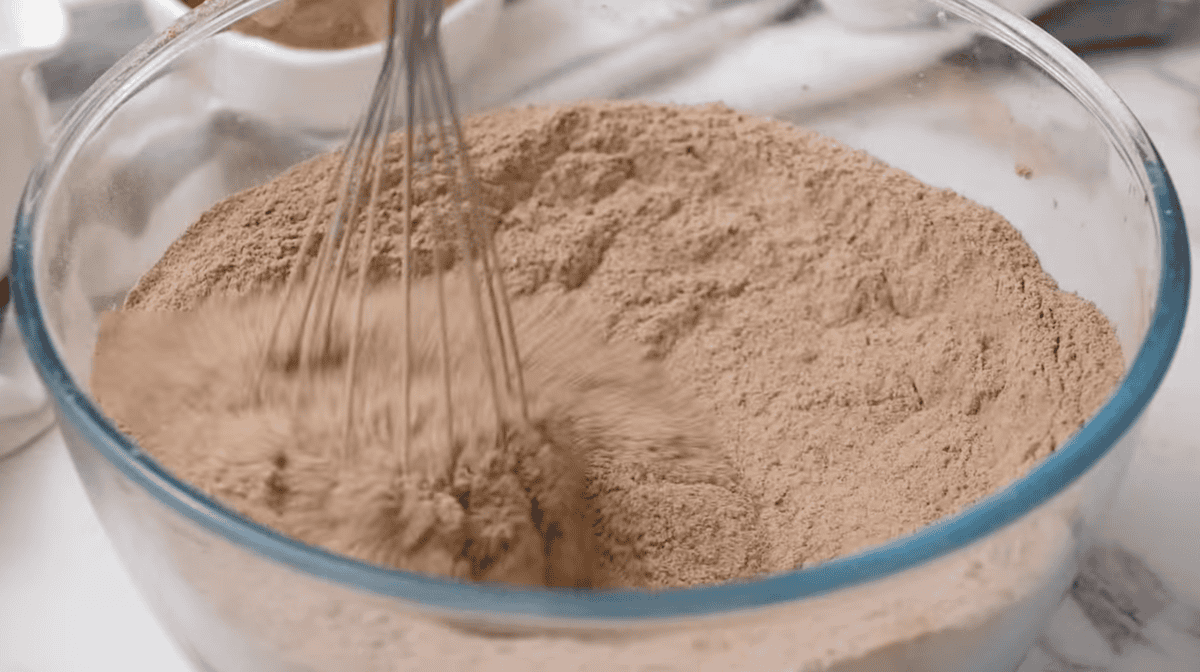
[{"x1": 265, "y1": 0, "x2": 527, "y2": 472}]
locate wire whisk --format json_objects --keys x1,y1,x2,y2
[{"x1": 263, "y1": 0, "x2": 527, "y2": 474}]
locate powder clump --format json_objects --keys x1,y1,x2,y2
[{"x1": 106, "y1": 100, "x2": 1124, "y2": 586}]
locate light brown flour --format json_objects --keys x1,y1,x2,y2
[
  {"x1": 95, "y1": 274, "x2": 752, "y2": 588},
  {"x1": 108, "y1": 100, "x2": 1123, "y2": 586},
  {"x1": 181, "y1": 0, "x2": 459, "y2": 50}
]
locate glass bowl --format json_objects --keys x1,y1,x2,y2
[{"x1": 10, "y1": 0, "x2": 1189, "y2": 669}]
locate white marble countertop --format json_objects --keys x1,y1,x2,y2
[{"x1": 3, "y1": 1, "x2": 1200, "y2": 671}]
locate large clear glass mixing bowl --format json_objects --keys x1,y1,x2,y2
[{"x1": 9, "y1": 0, "x2": 1189, "y2": 669}]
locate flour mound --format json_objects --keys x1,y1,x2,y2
[{"x1": 110, "y1": 100, "x2": 1124, "y2": 586}]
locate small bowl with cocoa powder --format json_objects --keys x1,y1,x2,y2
[
  {"x1": 10, "y1": 0, "x2": 1190, "y2": 670},
  {"x1": 138, "y1": 0, "x2": 502, "y2": 130}
]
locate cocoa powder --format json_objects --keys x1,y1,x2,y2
[
  {"x1": 181, "y1": 0, "x2": 459, "y2": 50},
  {"x1": 107, "y1": 101, "x2": 1124, "y2": 585},
  {"x1": 94, "y1": 275, "x2": 750, "y2": 587}
]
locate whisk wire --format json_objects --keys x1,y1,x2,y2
[
  {"x1": 413, "y1": 51, "x2": 504, "y2": 440},
  {"x1": 432, "y1": 51, "x2": 530, "y2": 423},
  {"x1": 408, "y1": 71, "x2": 459, "y2": 468},
  {"x1": 289, "y1": 66, "x2": 391, "y2": 370},
  {"x1": 264, "y1": 0, "x2": 528, "y2": 474},
  {"x1": 340, "y1": 16, "x2": 406, "y2": 459},
  {"x1": 421, "y1": 36, "x2": 528, "y2": 424},
  {"x1": 399, "y1": 2, "x2": 419, "y2": 474}
]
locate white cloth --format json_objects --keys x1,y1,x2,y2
[
  {"x1": 0, "y1": 301, "x2": 52, "y2": 458},
  {"x1": 463, "y1": 0, "x2": 1060, "y2": 114}
]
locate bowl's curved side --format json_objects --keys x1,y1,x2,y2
[{"x1": 11, "y1": 0, "x2": 1191, "y2": 628}]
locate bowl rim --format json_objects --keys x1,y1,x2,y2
[
  {"x1": 10, "y1": 0, "x2": 1191, "y2": 621},
  {"x1": 139, "y1": 0, "x2": 492, "y2": 66}
]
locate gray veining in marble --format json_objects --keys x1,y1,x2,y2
[{"x1": 1019, "y1": 545, "x2": 1200, "y2": 671}]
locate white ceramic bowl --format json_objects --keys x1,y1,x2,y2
[{"x1": 138, "y1": 0, "x2": 503, "y2": 130}]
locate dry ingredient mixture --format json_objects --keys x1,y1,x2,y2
[
  {"x1": 181, "y1": 0, "x2": 460, "y2": 50},
  {"x1": 92, "y1": 101, "x2": 1124, "y2": 589},
  {"x1": 94, "y1": 276, "x2": 738, "y2": 588}
]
